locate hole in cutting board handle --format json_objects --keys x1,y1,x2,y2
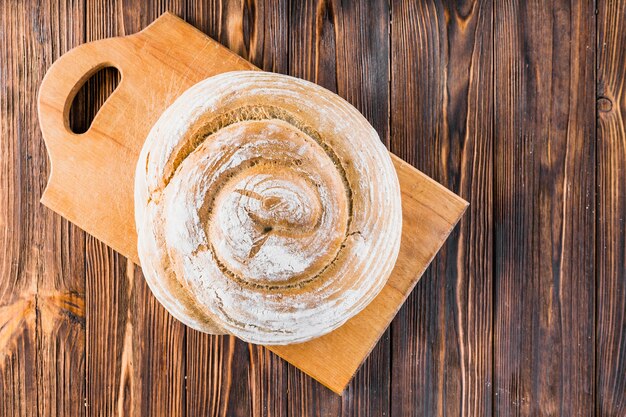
[{"x1": 68, "y1": 66, "x2": 121, "y2": 134}]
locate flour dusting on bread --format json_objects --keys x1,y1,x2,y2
[{"x1": 135, "y1": 71, "x2": 402, "y2": 345}]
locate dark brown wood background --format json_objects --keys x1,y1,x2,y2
[{"x1": 1, "y1": 0, "x2": 625, "y2": 415}]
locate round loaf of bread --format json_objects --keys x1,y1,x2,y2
[{"x1": 134, "y1": 71, "x2": 402, "y2": 345}]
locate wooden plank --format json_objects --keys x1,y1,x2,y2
[
  {"x1": 82, "y1": 2, "x2": 186, "y2": 416},
  {"x1": 0, "y1": 3, "x2": 38, "y2": 415},
  {"x1": 284, "y1": 0, "x2": 391, "y2": 408},
  {"x1": 35, "y1": 0, "x2": 88, "y2": 410},
  {"x1": 84, "y1": 239, "x2": 133, "y2": 415},
  {"x1": 389, "y1": 1, "x2": 493, "y2": 415},
  {"x1": 287, "y1": 370, "x2": 341, "y2": 417},
  {"x1": 185, "y1": 1, "x2": 289, "y2": 414},
  {"x1": 493, "y1": 1, "x2": 596, "y2": 415},
  {"x1": 340, "y1": 331, "x2": 390, "y2": 416},
  {"x1": 597, "y1": 0, "x2": 626, "y2": 415},
  {"x1": 0, "y1": 1, "x2": 86, "y2": 416},
  {"x1": 185, "y1": 323, "x2": 256, "y2": 416},
  {"x1": 248, "y1": 346, "x2": 288, "y2": 417},
  {"x1": 187, "y1": 0, "x2": 290, "y2": 73},
  {"x1": 81, "y1": 3, "x2": 138, "y2": 415},
  {"x1": 122, "y1": 0, "x2": 189, "y2": 407},
  {"x1": 131, "y1": 261, "x2": 187, "y2": 417},
  {"x1": 81, "y1": 2, "x2": 137, "y2": 415}
]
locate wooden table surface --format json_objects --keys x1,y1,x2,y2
[{"x1": 1, "y1": 0, "x2": 624, "y2": 416}]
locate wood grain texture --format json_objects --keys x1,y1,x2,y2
[
  {"x1": 493, "y1": 1, "x2": 596, "y2": 415},
  {"x1": 0, "y1": 3, "x2": 39, "y2": 415},
  {"x1": 285, "y1": 0, "x2": 391, "y2": 410},
  {"x1": 597, "y1": 0, "x2": 626, "y2": 415},
  {"x1": 122, "y1": 2, "x2": 189, "y2": 413},
  {"x1": 1, "y1": 1, "x2": 86, "y2": 417},
  {"x1": 81, "y1": 1, "x2": 186, "y2": 416},
  {"x1": 79, "y1": 2, "x2": 135, "y2": 414},
  {"x1": 3, "y1": 0, "x2": 626, "y2": 415},
  {"x1": 389, "y1": 1, "x2": 493, "y2": 415}
]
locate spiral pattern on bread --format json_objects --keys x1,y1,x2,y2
[{"x1": 135, "y1": 71, "x2": 402, "y2": 344}]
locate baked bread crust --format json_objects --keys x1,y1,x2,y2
[{"x1": 135, "y1": 71, "x2": 402, "y2": 345}]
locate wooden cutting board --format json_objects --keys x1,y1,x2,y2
[{"x1": 38, "y1": 12, "x2": 468, "y2": 394}]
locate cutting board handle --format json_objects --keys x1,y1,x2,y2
[{"x1": 37, "y1": 38, "x2": 128, "y2": 148}]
